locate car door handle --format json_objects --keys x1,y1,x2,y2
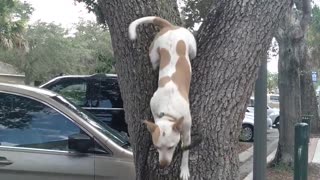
[{"x1": 0, "y1": 157, "x2": 13, "y2": 165}]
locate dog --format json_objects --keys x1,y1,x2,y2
[{"x1": 128, "y1": 16, "x2": 197, "y2": 180}]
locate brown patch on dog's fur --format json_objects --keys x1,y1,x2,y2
[
  {"x1": 152, "y1": 126, "x2": 161, "y2": 144},
  {"x1": 143, "y1": 120, "x2": 161, "y2": 144},
  {"x1": 153, "y1": 17, "x2": 173, "y2": 29},
  {"x1": 149, "y1": 18, "x2": 179, "y2": 56},
  {"x1": 176, "y1": 40, "x2": 187, "y2": 55},
  {"x1": 159, "y1": 48, "x2": 171, "y2": 70},
  {"x1": 144, "y1": 120, "x2": 157, "y2": 132},
  {"x1": 159, "y1": 76, "x2": 171, "y2": 87},
  {"x1": 171, "y1": 40, "x2": 191, "y2": 101}
]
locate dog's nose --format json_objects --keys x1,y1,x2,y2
[{"x1": 159, "y1": 160, "x2": 169, "y2": 168}]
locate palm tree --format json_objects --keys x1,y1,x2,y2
[{"x1": 0, "y1": 0, "x2": 32, "y2": 51}]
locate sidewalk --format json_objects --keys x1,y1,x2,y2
[
  {"x1": 242, "y1": 137, "x2": 320, "y2": 180},
  {"x1": 309, "y1": 137, "x2": 320, "y2": 164}
]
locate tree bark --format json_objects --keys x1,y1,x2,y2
[
  {"x1": 273, "y1": 0, "x2": 317, "y2": 166},
  {"x1": 300, "y1": 53, "x2": 320, "y2": 133},
  {"x1": 83, "y1": 0, "x2": 291, "y2": 179}
]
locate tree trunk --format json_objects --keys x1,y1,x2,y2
[
  {"x1": 275, "y1": 35, "x2": 302, "y2": 165},
  {"x1": 85, "y1": 0, "x2": 290, "y2": 179},
  {"x1": 274, "y1": 0, "x2": 313, "y2": 165},
  {"x1": 300, "y1": 53, "x2": 320, "y2": 133},
  {"x1": 94, "y1": 1, "x2": 182, "y2": 179}
]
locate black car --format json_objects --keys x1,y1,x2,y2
[{"x1": 40, "y1": 74, "x2": 128, "y2": 134}]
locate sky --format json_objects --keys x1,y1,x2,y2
[
  {"x1": 23, "y1": 0, "x2": 320, "y2": 74},
  {"x1": 24, "y1": 0, "x2": 96, "y2": 29}
]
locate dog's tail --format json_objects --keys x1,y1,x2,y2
[{"x1": 128, "y1": 16, "x2": 173, "y2": 40}]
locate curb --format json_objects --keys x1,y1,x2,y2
[
  {"x1": 239, "y1": 146, "x2": 254, "y2": 163},
  {"x1": 242, "y1": 148, "x2": 277, "y2": 180},
  {"x1": 312, "y1": 138, "x2": 320, "y2": 163}
]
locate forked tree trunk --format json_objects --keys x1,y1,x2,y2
[
  {"x1": 86, "y1": 0, "x2": 290, "y2": 179},
  {"x1": 274, "y1": 0, "x2": 314, "y2": 165},
  {"x1": 276, "y1": 34, "x2": 302, "y2": 165}
]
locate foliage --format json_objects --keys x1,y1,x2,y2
[
  {"x1": 308, "y1": 5, "x2": 320, "y2": 68},
  {"x1": 74, "y1": 0, "x2": 106, "y2": 25},
  {"x1": 71, "y1": 20, "x2": 115, "y2": 74},
  {"x1": 180, "y1": 0, "x2": 214, "y2": 30},
  {"x1": 0, "y1": 0, "x2": 33, "y2": 50},
  {"x1": 0, "y1": 20, "x2": 115, "y2": 83},
  {"x1": 267, "y1": 72, "x2": 278, "y2": 93}
]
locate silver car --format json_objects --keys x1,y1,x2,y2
[{"x1": 0, "y1": 83, "x2": 135, "y2": 180}]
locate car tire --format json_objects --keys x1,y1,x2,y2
[{"x1": 240, "y1": 124, "x2": 254, "y2": 142}]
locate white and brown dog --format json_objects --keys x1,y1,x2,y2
[{"x1": 129, "y1": 16, "x2": 196, "y2": 180}]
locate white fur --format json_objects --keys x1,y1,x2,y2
[
  {"x1": 149, "y1": 27, "x2": 196, "y2": 180},
  {"x1": 128, "y1": 16, "x2": 156, "y2": 40},
  {"x1": 129, "y1": 16, "x2": 197, "y2": 180}
]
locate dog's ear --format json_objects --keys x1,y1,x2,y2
[
  {"x1": 172, "y1": 117, "x2": 184, "y2": 132},
  {"x1": 143, "y1": 120, "x2": 158, "y2": 133}
]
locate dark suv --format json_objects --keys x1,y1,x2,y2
[{"x1": 40, "y1": 74, "x2": 128, "y2": 134}]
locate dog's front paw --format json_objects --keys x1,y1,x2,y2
[{"x1": 180, "y1": 167, "x2": 190, "y2": 180}]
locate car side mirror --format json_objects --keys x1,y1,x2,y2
[{"x1": 68, "y1": 133, "x2": 92, "y2": 153}]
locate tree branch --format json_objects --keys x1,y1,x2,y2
[{"x1": 295, "y1": 0, "x2": 311, "y2": 32}]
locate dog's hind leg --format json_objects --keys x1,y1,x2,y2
[{"x1": 180, "y1": 115, "x2": 191, "y2": 180}]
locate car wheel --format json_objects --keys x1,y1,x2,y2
[{"x1": 240, "y1": 124, "x2": 254, "y2": 142}]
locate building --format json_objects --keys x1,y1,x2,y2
[{"x1": 0, "y1": 61, "x2": 25, "y2": 85}]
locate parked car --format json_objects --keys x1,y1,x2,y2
[
  {"x1": 267, "y1": 94, "x2": 279, "y2": 109},
  {"x1": 39, "y1": 74, "x2": 128, "y2": 135},
  {"x1": 0, "y1": 83, "x2": 135, "y2": 180},
  {"x1": 240, "y1": 110, "x2": 273, "y2": 142},
  {"x1": 248, "y1": 97, "x2": 280, "y2": 126}
]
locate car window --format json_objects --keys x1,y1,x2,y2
[
  {"x1": 98, "y1": 79, "x2": 123, "y2": 108},
  {"x1": 270, "y1": 95, "x2": 279, "y2": 102},
  {"x1": 48, "y1": 78, "x2": 88, "y2": 107},
  {"x1": 53, "y1": 95, "x2": 130, "y2": 148},
  {"x1": 0, "y1": 93, "x2": 82, "y2": 151}
]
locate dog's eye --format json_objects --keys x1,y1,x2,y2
[{"x1": 168, "y1": 146, "x2": 174, "y2": 150}]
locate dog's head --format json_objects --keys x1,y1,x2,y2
[{"x1": 143, "y1": 117, "x2": 183, "y2": 168}]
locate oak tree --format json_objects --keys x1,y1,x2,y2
[{"x1": 78, "y1": 0, "x2": 291, "y2": 179}]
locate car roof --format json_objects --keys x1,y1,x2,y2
[
  {"x1": 0, "y1": 82, "x2": 58, "y2": 98},
  {"x1": 39, "y1": 73, "x2": 117, "y2": 87}
]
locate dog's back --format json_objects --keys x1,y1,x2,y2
[
  {"x1": 128, "y1": 16, "x2": 196, "y2": 180},
  {"x1": 128, "y1": 16, "x2": 196, "y2": 101}
]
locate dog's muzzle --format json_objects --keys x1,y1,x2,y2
[{"x1": 159, "y1": 160, "x2": 169, "y2": 168}]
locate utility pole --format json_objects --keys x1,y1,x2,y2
[{"x1": 253, "y1": 57, "x2": 267, "y2": 180}]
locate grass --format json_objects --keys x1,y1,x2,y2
[
  {"x1": 267, "y1": 163, "x2": 320, "y2": 180},
  {"x1": 238, "y1": 142, "x2": 253, "y2": 153}
]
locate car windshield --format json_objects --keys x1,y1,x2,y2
[{"x1": 53, "y1": 95, "x2": 130, "y2": 147}]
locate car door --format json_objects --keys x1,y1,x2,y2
[
  {"x1": 94, "y1": 153, "x2": 135, "y2": 180},
  {"x1": 0, "y1": 92, "x2": 94, "y2": 180}
]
